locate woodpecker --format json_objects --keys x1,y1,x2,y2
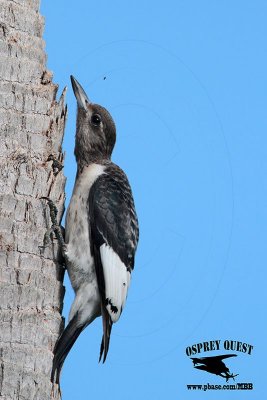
[{"x1": 51, "y1": 76, "x2": 139, "y2": 383}]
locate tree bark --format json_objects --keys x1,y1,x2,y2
[{"x1": 0, "y1": 0, "x2": 66, "y2": 399}]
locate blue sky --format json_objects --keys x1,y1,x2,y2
[{"x1": 41, "y1": 1, "x2": 267, "y2": 399}]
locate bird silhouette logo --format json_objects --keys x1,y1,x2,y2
[{"x1": 191, "y1": 354, "x2": 238, "y2": 382}]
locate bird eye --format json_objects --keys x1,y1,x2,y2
[{"x1": 91, "y1": 114, "x2": 101, "y2": 126}]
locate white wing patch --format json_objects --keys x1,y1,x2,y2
[{"x1": 99, "y1": 244, "x2": 131, "y2": 323}]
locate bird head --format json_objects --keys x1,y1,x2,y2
[{"x1": 70, "y1": 75, "x2": 116, "y2": 167}]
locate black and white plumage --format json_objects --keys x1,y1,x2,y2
[{"x1": 51, "y1": 76, "x2": 139, "y2": 383}]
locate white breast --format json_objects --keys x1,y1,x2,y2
[{"x1": 65, "y1": 163, "x2": 105, "y2": 292}]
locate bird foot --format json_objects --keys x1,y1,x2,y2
[{"x1": 40, "y1": 197, "x2": 67, "y2": 258}]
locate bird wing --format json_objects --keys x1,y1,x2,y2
[
  {"x1": 191, "y1": 354, "x2": 236, "y2": 362},
  {"x1": 191, "y1": 354, "x2": 237, "y2": 367},
  {"x1": 89, "y1": 164, "x2": 139, "y2": 362},
  {"x1": 209, "y1": 354, "x2": 237, "y2": 361}
]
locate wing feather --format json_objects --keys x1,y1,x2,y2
[
  {"x1": 88, "y1": 163, "x2": 139, "y2": 361},
  {"x1": 100, "y1": 243, "x2": 131, "y2": 322}
]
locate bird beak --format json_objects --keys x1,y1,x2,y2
[{"x1": 70, "y1": 75, "x2": 91, "y2": 110}]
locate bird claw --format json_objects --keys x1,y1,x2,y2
[
  {"x1": 41, "y1": 197, "x2": 67, "y2": 259},
  {"x1": 40, "y1": 227, "x2": 54, "y2": 248}
]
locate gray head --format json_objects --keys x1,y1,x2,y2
[{"x1": 70, "y1": 75, "x2": 116, "y2": 167}]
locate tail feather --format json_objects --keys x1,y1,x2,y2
[
  {"x1": 51, "y1": 313, "x2": 84, "y2": 383},
  {"x1": 99, "y1": 306, "x2": 113, "y2": 363}
]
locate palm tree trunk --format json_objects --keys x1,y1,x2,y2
[{"x1": 0, "y1": 0, "x2": 66, "y2": 398}]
